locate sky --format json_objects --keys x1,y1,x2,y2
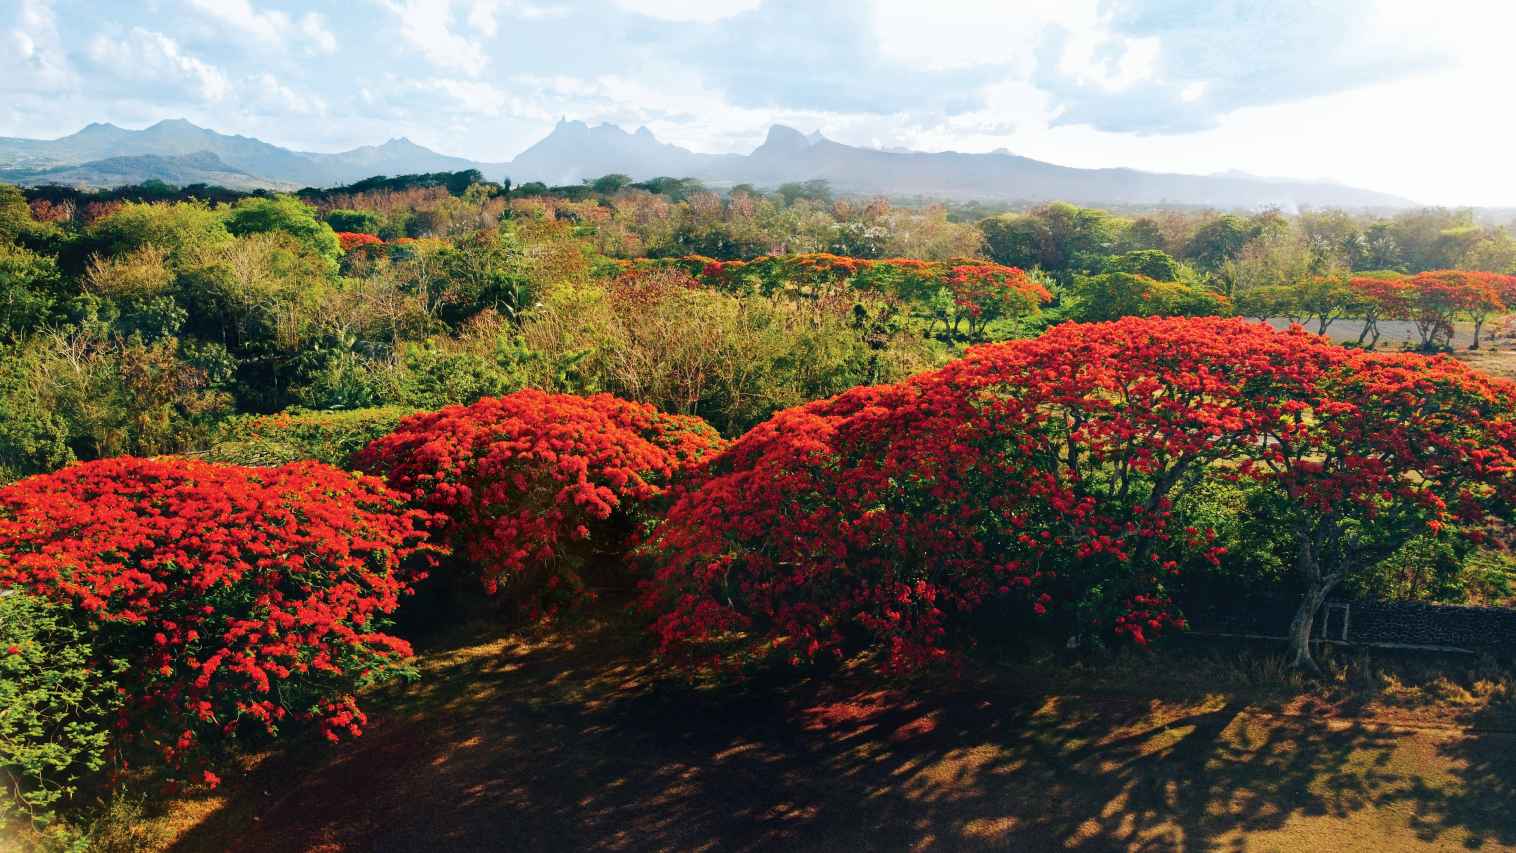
[{"x1": 3, "y1": 0, "x2": 1514, "y2": 205}]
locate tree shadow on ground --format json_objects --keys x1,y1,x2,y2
[{"x1": 164, "y1": 618, "x2": 1516, "y2": 852}]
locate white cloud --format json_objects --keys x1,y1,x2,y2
[
  {"x1": 872, "y1": 0, "x2": 1099, "y2": 72},
  {"x1": 3, "y1": 0, "x2": 74, "y2": 93},
  {"x1": 86, "y1": 28, "x2": 230, "y2": 102},
  {"x1": 613, "y1": 0, "x2": 760, "y2": 23},
  {"x1": 380, "y1": 0, "x2": 490, "y2": 75},
  {"x1": 185, "y1": 0, "x2": 338, "y2": 55},
  {"x1": 467, "y1": 0, "x2": 566, "y2": 35},
  {"x1": 241, "y1": 72, "x2": 329, "y2": 116},
  {"x1": 298, "y1": 12, "x2": 339, "y2": 54}
]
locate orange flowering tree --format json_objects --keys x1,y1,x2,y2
[
  {"x1": 1405, "y1": 270, "x2": 1501, "y2": 349},
  {"x1": 1346, "y1": 274, "x2": 1411, "y2": 347},
  {"x1": 639, "y1": 316, "x2": 1516, "y2": 672},
  {"x1": 1242, "y1": 349, "x2": 1516, "y2": 668},
  {"x1": 639, "y1": 318, "x2": 1327, "y2": 670},
  {"x1": 334, "y1": 231, "x2": 384, "y2": 253},
  {"x1": 0, "y1": 457, "x2": 435, "y2": 784},
  {"x1": 936, "y1": 262, "x2": 1052, "y2": 338},
  {"x1": 355, "y1": 390, "x2": 725, "y2": 613}
]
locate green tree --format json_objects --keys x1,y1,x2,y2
[
  {"x1": 325, "y1": 209, "x2": 383, "y2": 235},
  {"x1": 88, "y1": 201, "x2": 232, "y2": 272},
  {"x1": 1107, "y1": 249, "x2": 1181, "y2": 281},
  {"x1": 1185, "y1": 214, "x2": 1252, "y2": 272},
  {"x1": 226, "y1": 196, "x2": 342, "y2": 264},
  {"x1": 0, "y1": 243, "x2": 63, "y2": 340},
  {"x1": 589, "y1": 174, "x2": 634, "y2": 194}
]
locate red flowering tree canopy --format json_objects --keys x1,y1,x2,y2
[
  {"x1": 0, "y1": 457, "x2": 434, "y2": 777},
  {"x1": 355, "y1": 390, "x2": 726, "y2": 610},
  {"x1": 335, "y1": 231, "x2": 384, "y2": 253},
  {"x1": 1401, "y1": 270, "x2": 1511, "y2": 348},
  {"x1": 640, "y1": 315, "x2": 1516, "y2": 671},
  {"x1": 940, "y1": 262, "x2": 1052, "y2": 336},
  {"x1": 641, "y1": 317, "x2": 1339, "y2": 669}
]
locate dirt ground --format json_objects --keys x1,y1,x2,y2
[{"x1": 146, "y1": 614, "x2": 1516, "y2": 853}]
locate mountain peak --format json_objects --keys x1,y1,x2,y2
[
  {"x1": 147, "y1": 118, "x2": 202, "y2": 132},
  {"x1": 760, "y1": 124, "x2": 809, "y2": 149}
]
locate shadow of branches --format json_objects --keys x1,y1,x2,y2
[{"x1": 165, "y1": 619, "x2": 1516, "y2": 853}]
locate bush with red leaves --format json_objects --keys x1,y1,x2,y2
[
  {"x1": 355, "y1": 390, "x2": 726, "y2": 612},
  {"x1": 0, "y1": 457, "x2": 435, "y2": 781}
]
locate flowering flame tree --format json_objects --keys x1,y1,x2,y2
[{"x1": 0, "y1": 457, "x2": 435, "y2": 782}]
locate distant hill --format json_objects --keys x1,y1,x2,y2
[
  {"x1": 0, "y1": 119, "x2": 504, "y2": 189},
  {"x1": 0, "y1": 151, "x2": 282, "y2": 192},
  {"x1": 0, "y1": 117, "x2": 1416, "y2": 208}
]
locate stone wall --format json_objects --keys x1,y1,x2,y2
[{"x1": 1187, "y1": 597, "x2": 1516, "y2": 655}]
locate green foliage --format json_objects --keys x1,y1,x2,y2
[
  {"x1": 522, "y1": 279, "x2": 943, "y2": 435},
  {"x1": 225, "y1": 196, "x2": 341, "y2": 263},
  {"x1": 0, "y1": 327, "x2": 231, "y2": 477},
  {"x1": 0, "y1": 590, "x2": 126, "y2": 835},
  {"x1": 589, "y1": 174, "x2": 633, "y2": 195},
  {"x1": 1069, "y1": 272, "x2": 1228, "y2": 322},
  {"x1": 324, "y1": 209, "x2": 383, "y2": 235},
  {"x1": 776, "y1": 180, "x2": 833, "y2": 206},
  {"x1": 0, "y1": 243, "x2": 63, "y2": 340},
  {"x1": 0, "y1": 186, "x2": 36, "y2": 244},
  {"x1": 434, "y1": 228, "x2": 532, "y2": 326},
  {"x1": 292, "y1": 334, "x2": 537, "y2": 412},
  {"x1": 1107, "y1": 248, "x2": 1181, "y2": 281},
  {"x1": 87, "y1": 201, "x2": 231, "y2": 271},
  {"x1": 207, "y1": 406, "x2": 418, "y2": 467},
  {"x1": 980, "y1": 203, "x2": 1120, "y2": 278},
  {"x1": 1186, "y1": 214, "x2": 1253, "y2": 272}
]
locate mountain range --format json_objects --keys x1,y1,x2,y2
[{"x1": 0, "y1": 118, "x2": 1415, "y2": 209}]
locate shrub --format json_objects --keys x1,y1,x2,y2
[
  {"x1": 355, "y1": 390, "x2": 725, "y2": 612},
  {"x1": 207, "y1": 406, "x2": 418, "y2": 468},
  {"x1": 0, "y1": 329, "x2": 233, "y2": 480},
  {"x1": 0, "y1": 590, "x2": 126, "y2": 835},
  {"x1": 0, "y1": 457, "x2": 435, "y2": 781}
]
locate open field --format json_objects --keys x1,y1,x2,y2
[{"x1": 146, "y1": 612, "x2": 1516, "y2": 853}]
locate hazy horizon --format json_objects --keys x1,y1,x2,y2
[{"x1": 5, "y1": 1, "x2": 1515, "y2": 205}]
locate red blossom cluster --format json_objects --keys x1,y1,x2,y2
[
  {"x1": 355, "y1": 389, "x2": 726, "y2": 610},
  {"x1": 638, "y1": 316, "x2": 1516, "y2": 670},
  {"x1": 0, "y1": 457, "x2": 435, "y2": 778},
  {"x1": 335, "y1": 231, "x2": 385, "y2": 253}
]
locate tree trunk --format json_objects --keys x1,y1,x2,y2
[
  {"x1": 1287, "y1": 531, "x2": 1341, "y2": 672},
  {"x1": 1286, "y1": 579, "x2": 1336, "y2": 671},
  {"x1": 1472, "y1": 317, "x2": 1484, "y2": 350}
]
